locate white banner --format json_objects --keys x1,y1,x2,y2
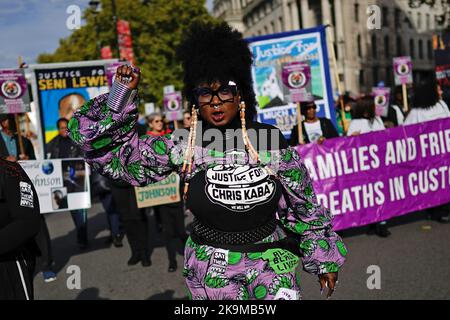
[{"x1": 19, "y1": 158, "x2": 91, "y2": 213}]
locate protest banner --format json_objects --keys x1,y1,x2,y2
[
  {"x1": 247, "y1": 26, "x2": 336, "y2": 140},
  {"x1": 19, "y1": 158, "x2": 91, "y2": 213},
  {"x1": 296, "y1": 117, "x2": 450, "y2": 231},
  {"x1": 393, "y1": 56, "x2": 413, "y2": 112},
  {"x1": 281, "y1": 61, "x2": 313, "y2": 145},
  {"x1": 117, "y1": 19, "x2": 135, "y2": 65},
  {"x1": 0, "y1": 68, "x2": 31, "y2": 114},
  {"x1": 164, "y1": 91, "x2": 183, "y2": 123},
  {"x1": 372, "y1": 87, "x2": 390, "y2": 117},
  {"x1": 30, "y1": 59, "x2": 118, "y2": 157},
  {"x1": 135, "y1": 172, "x2": 181, "y2": 208}
]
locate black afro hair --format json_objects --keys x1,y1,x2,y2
[{"x1": 177, "y1": 21, "x2": 257, "y2": 121}]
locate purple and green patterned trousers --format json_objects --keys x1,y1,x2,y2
[{"x1": 183, "y1": 237, "x2": 302, "y2": 300}]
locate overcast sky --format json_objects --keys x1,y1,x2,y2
[{"x1": 0, "y1": 0, "x2": 213, "y2": 69}]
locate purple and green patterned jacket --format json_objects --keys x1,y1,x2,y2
[{"x1": 68, "y1": 87, "x2": 347, "y2": 276}]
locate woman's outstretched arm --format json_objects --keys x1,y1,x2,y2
[{"x1": 68, "y1": 66, "x2": 183, "y2": 186}]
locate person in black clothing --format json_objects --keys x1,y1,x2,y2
[
  {"x1": 290, "y1": 101, "x2": 339, "y2": 146},
  {"x1": 0, "y1": 114, "x2": 57, "y2": 282},
  {"x1": 0, "y1": 157, "x2": 41, "y2": 300},
  {"x1": 47, "y1": 118, "x2": 88, "y2": 250}
]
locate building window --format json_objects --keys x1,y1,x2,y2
[
  {"x1": 372, "y1": 67, "x2": 379, "y2": 86},
  {"x1": 372, "y1": 34, "x2": 377, "y2": 59},
  {"x1": 357, "y1": 34, "x2": 362, "y2": 58},
  {"x1": 359, "y1": 69, "x2": 365, "y2": 86},
  {"x1": 264, "y1": 25, "x2": 269, "y2": 35},
  {"x1": 419, "y1": 39, "x2": 423, "y2": 59},
  {"x1": 417, "y1": 12, "x2": 421, "y2": 29},
  {"x1": 406, "y1": 11, "x2": 413, "y2": 28},
  {"x1": 428, "y1": 39, "x2": 433, "y2": 59},
  {"x1": 384, "y1": 35, "x2": 390, "y2": 58},
  {"x1": 410, "y1": 39, "x2": 415, "y2": 58},
  {"x1": 386, "y1": 67, "x2": 392, "y2": 86},
  {"x1": 426, "y1": 13, "x2": 430, "y2": 29},
  {"x1": 271, "y1": 21, "x2": 276, "y2": 33},
  {"x1": 396, "y1": 36, "x2": 403, "y2": 56},
  {"x1": 395, "y1": 9, "x2": 401, "y2": 29},
  {"x1": 279, "y1": 16, "x2": 284, "y2": 32},
  {"x1": 382, "y1": 6, "x2": 389, "y2": 27},
  {"x1": 355, "y1": 3, "x2": 359, "y2": 23}
]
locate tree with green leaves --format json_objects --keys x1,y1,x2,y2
[{"x1": 38, "y1": 0, "x2": 218, "y2": 107}]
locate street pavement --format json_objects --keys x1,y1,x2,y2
[{"x1": 34, "y1": 202, "x2": 450, "y2": 300}]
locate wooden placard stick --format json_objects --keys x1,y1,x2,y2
[{"x1": 296, "y1": 102, "x2": 304, "y2": 145}]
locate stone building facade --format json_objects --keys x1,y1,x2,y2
[{"x1": 212, "y1": 0, "x2": 448, "y2": 94}]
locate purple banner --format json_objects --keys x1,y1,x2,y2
[
  {"x1": 295, "y1": 117, "x2": 450, "y2": 231},
  {"x1": 0, "y1": 68, "x2": 31, "y2": 114}
]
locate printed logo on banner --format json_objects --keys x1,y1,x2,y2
[
  {"x1": 41, "y1": 161, "x2": 55, "y2": 175},
  {"x1": 1, "y1": 80, "x2": 22, "y2": 99}
]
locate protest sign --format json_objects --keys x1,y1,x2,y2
[
  {"x1": 145, "y1": 102, "x2": 155, "y2": 116},
  {"x1": 393, "y1": 56, "x2": 413, "y2": 86},
  {"x1": 281, "y1": 61, "x2": 313, "y2": 103},
  {"x1": 135, "y1": 172, "x2": 181, "y2": 208},
  {"x1": 296, "y1": 117, "x2": 450, "y2": 231},
  {"x1": 372, "y1": 87, "x2": 390, "y2": 117},
  {"x1": 164, "y1": 91, "x2": 182, "y2": 121},
  {"x1": 247, "y1": 26, "x2": 336, "y2": 140},
  {"x1": 20, "y1": 158, "x2": 91, "y2": 213},
  {"x1": 0, "y1": 69, "x2": 31, "y2": 114},
  {"x1": 30, "y1": 60, "x2": 117, "y2": 156}
]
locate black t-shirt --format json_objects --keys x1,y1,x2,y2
[{"x1": 186, "y1": 118, "x2": 288, "y2": 232}]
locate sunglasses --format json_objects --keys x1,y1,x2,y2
[{"x1": 193, "y1": 84, "x2": 238, "y2": 107}]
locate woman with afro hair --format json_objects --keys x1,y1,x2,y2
[{"x1": 68, "y1": 22, "x2": 346, "y2": 300}]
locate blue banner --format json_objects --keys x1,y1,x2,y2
[{"x1": 247, "y1": 26, "x2": 336, "y2": 140}]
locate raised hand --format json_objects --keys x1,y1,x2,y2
[{"x1": 115, "y1": 65, "x2": 140, "y2": 90}]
